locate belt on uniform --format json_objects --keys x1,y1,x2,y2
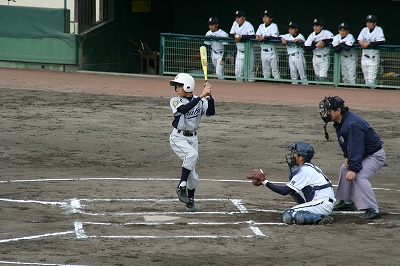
[
  {"x1": 315, "y1": 54, "x2": 328, "y2": 58},
  {"x1": 177, "y1": 130, "x2": 197, "y2": 136},
  {"x1": 290, "y1": 52, "x2": 300, "y2": 56},
  {"x1": 342, "y1": 54, "x2": 353, "y2": 58},
  {"x1": 364, "y1": 54, "x2": 376, "y2": 59},
  {"x1": 328, "y1": 198, "x2": 334, "y2": 203},
  {"x1": 213, "y1": 50, "x2": 223, "y2": 54},
  {"x1": 238, "y1": 50, "x2": 244, "y2": 53},
  {"x1": 263, "y1": 48, "x2": 273, "y2": 52}
]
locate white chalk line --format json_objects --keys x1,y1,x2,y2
[
  {"x1": 1, "y1": 177, "x2": 399, "y2": 192},
  {"x1": 0, "y1": 231, "x2": 75, "y2": 244},
  {"x1": 0, "y1": 262, "x2": 85, "y2": 266}
]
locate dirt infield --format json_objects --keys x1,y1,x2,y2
[{"x1": 0, "y1": 68, "x2": 399, "y2": 265}]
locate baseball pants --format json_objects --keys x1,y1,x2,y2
[
  {"x1": 261, "y1": 50, "x2": 280, "y2": 79},
  {"x1": 235, "y1": 49, "x2": 255, "y2": 81},
  {"x1": 211, "y1": 50, "x2": 225, "y2": 79},
  {"x1": 289, "y1": 53, "x2": 307, "y2": 82},
  {"x1": 361, "y1": 55, "x2": 380, "y2": 85},
  {"x1": 169, "y1": 132, "x2": 200, "y2": 189},
  {"x1": 340, "y1": 55, "x2": 357, "y2": 84},
  {"x1": 336, "y1": 148, "x2": 386, "y2": 211},
  {"x1": 312, "y1": 54, "x2": 330, "y2": 80}
]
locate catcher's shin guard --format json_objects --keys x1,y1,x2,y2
[{"x1": 282, "y1": 210, "x2": 325, "y2": 225}]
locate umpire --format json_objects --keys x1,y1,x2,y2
[{"x1": 319, "y1": 96, "x2": 387, "y2": 220}]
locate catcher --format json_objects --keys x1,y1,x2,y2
[{"x1": 247, "y1": 142, "x2": 335, "y2": 225}]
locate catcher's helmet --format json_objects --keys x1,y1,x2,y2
[
  {"x1": 169, "y1": 73, "x2": 195, "y2": 92},
  {"x1": 319, "y1": 96, "x2": 347, "y2": 123},
  {"x1": 286, "y1": 142, "x2": 315, "y2": 168}
]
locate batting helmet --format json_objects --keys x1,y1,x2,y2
[{"x1": 169, "y1": 73, "x2": 195, "y2": 92}]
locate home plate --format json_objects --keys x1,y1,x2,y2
[{"x1": 143, "y1": 215, "x2": 181, "y2": 222}]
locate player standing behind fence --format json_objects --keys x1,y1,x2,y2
[
  {"x1": 280, "y1": 22, "x2": 308, "y2": 85},
  {"x1": 169, "y1": 73, "x2": 215, "y2": 212},
  {"x1": 332, "y1": 23, "x2": 357, "y2": 84},
  {"x1": 204, "y1": 17, "x2": 229, "y2": 80},
  {"x1": 229, "y1": 10, "x2": 256, "y2": 82},
  {"x1": 357, "y1": 15, "x2": 385, "y2": 89},
  {"x1": 255, "y1": 10, "x2": 280, "y2": 79},
  {"x1": 305, "y1": 19, "x2": 334, "y2": 82}
]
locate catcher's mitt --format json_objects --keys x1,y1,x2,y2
[{"x1": 246, "y1": 169, "x2": 266, "y2": 186}]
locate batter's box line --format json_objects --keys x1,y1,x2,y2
[{"x1": 73, "y1": 219, "x2": 274, "y2": 239}]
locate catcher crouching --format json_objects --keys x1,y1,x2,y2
[{"x1": 247, "y1": 142, "x2": 335, "y2": 225}]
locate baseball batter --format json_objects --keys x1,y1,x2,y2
[
  {"x1": 255, "y1": 10, "x2": 280, "y2": 79},
  {"x1": 357, "y1": 15, "x2": 385, "y2": 88},
  {"x1": 247, "y1": 142, "x2": 335, "y2": 225},
  {"x1": 169, "y1": 73, "x2": 215, "y2": 212},
  {"x1": 229, "y1": 10, "x2": 256, "y2": 82},
  {"x1": 204, "y1": 17, "x2": 229, "y2": 80},
  {"x1": 319, "y1": 96, "x2": 386, "y2": 220},
  {"x1": 305, "y1": 19, "x2": 334, "y2": 82},
  {"x1": 280, "y1": 22, "x2": 308, "y2": 84}
]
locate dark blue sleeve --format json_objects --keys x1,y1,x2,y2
[
  {"x1": 177, "y1": 97, "x2": 201, "y2": 114},
  {"x1": 339, "y1": 42, "x2": 351, "y2": 51},
  {"x1": 369, "y1": 40, "x2": 385, "y2": 47},
  {"x1": 265, "y1": 182, "x2": 293, "y2": 196},
  {"x1": 206, "y1": 97, "x2": 215, "y2": 116},
  {"x1": 347, "y1": 124, "x2": 365, "y2": 172}
]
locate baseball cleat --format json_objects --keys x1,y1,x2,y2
[
  {"x1": 360, "y1": 209, "x2": 381, "y2": 220},
  {"x1": 333, "y1": 200, "x2": 356, "y2": 211},
  {"x1": 317, "y1": 216, "x2": 334, "y2": 225},
  {"x1": 186, "y1": 198, "x2": 197, "y2": 212},
  {"x1": 176, "y1": 185, "x2": 189, "y2": 203}
]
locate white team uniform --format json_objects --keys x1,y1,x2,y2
[
  {"x1": 205, "y1": 29, "x2": 229, "y2": 79},
  {"x1": 256, "y1": 22, "x2": 280, "y2": 79},
  {"x1": 305, "y1": 29, "x2": 334, "y2": 80},
  {"x1": 332, "y1": 33, "x2": 357, "y2": 84},
  {"x1": 169, "y1": 96, "x2": 208, "y2": 190},
  {"x1": 280, "y1": 33, "x2": 307, "y2": 84},
  {"x1": 286, "y1": 163, "x2": 335, "y2": 216},
  {"x1": 230, "y1": 20, "x2": 255, "y2": 81},
  {"x1": 357, "y1": 26, "x2": 385, "y2": 86}
]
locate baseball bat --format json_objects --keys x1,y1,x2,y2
[{"x1": 199, "y1": 46, "x2": 211, "y2": 101}]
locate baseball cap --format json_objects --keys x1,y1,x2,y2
[
  {"x1": 312, "y1": 18, "x2": 324, "y2": 26},
  {"x1": 207, "y1": 17, "x2": 219, "y2": 25},
  {"x1": 338, "y1": 22, "x2": 349, "y2": 30},
  {"x1": 366, "y1": 14, "x2": 377, "y2": 22},
  {"x1": 288, "y1": 21, "x2": 299, "y2": 29},
  {"x1": 261, "y1": 10, "x2": 274, "y2": 18},
  {"x1": 233, "y1": 10, "x2": 246, "y2": 18}
]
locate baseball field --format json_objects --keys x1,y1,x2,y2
[{"x1": 0, "y1": 68, "x2": 399, "y2": 265}]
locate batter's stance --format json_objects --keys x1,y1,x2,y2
[
  {"x1": 169, "y1": 73, "x2": 215, "y2": 212},
  {"x1": 319, "y1": 96, "x2": 386, "y2": 220}
]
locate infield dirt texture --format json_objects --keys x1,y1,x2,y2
[{"x1": 0, "y1": 68, "x2": 399, "y2": 265}]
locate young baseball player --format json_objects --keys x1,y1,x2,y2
[
  {"x1": 204, "y1": 17, "x2": 229, "y2": 80},
  {"x1": 280, "y1": 22, "x2": 308, "y2": 85},
  {"x1": 357, "y1": 15, "x2": 385, "y2": 88},
  {"x1": 229, "y1": 10, "x2": 256, "y2": 82},
  {"x1": 169, "y1": 73, "x2": 215, "y2": 212},
  {"x1": 319, "y1": 96, "x2": 386, "y2": 220},
  {"x1": 255, "y1": 10, "x2": 281, "y2": 79},
  {"x1": 332, "y1": 23, "x2": 357, "y2": 84},
  {"x1": 247, "y1": 142, "x2": 335, "y2": 225},
  {"x1": 305, "y1": 19, "x2": 334, "y2": 82}
]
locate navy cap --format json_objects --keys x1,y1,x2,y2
[
  {"x1": 233, "y1": 10, "x2": 246, "y2": 18},
  {"x1": 366, "y1": 14, "x2": 377, "y2": 22},
  {"x1": 288, "y1": 21, "x2": 299, "y2": 29},
  {"x1": 338, "y1": 22, "x2": 349, "y2": 30},
  {"x1": 207, "y1": 17, "x2": 219, "y2": 25},
  {"x1": 261, "y1": 10, "x2": 273, "y2": 18},
  {"x1": 312, "y1": 18, "x2": 324, "y2": 26}
]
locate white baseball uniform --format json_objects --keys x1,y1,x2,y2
[
  {"x1": 230, "y1": 20, "x2": 255, "y2": 81},
  {"x1": 169, "y1": 96, "x2": 209, "y2": 190},
  {"x1": 256, "y1": 22, "x2": 280, "y2": 79},
  {"x1": 357, "y1": 26, "x2": 385, "y2": 86},
  {"x1": 205, "y1": 29, "x2": 229, "y2": 79},
  {"x1": 280, "y1": 33, "x2": 307, "y2": 84},
  {"x1": 305, "y1": 29, "x2": 334, "y2": 80},
  {"x1": 332, "y1": 33, "x2": 357, "y2": 84}
]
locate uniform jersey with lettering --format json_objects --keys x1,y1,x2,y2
[
  {"x1": 279, "y1": 33, "x2": 306, "y2": 54},
  {"x1": 170, "y1": 96, "x2": 208, "y2": 132},
  {"x1": 204, "y1": 29, "x2": 229, "y2": 52},
  {"x1": 305, "y1": 29, "x2": 334, "y2": 55},
  {"x1": 256, "y1": 22, "x2": 279, "y2": 49},
  {"x1": 230, "y1": 20, "x2": 255, "y2": 51}
]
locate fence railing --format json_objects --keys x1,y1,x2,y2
[{"x1": 160, "y1": 33, "x2": 400, "y2": 89}]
